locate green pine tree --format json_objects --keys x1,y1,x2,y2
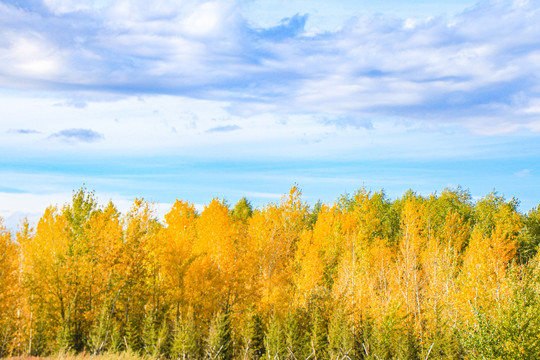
[
  {"x1": 309, "y1": 308, "x2": 328, "y2": 360},
  {"x1": 327, "y1": 306, "x2": 355, "y2": 359},
  {"x1": 125, "y1": 315, "x2": 143, "y2": 353},
  {"x1": 282, "y1": 310, "x2": 309, "y2": 360},
  {"x1": 88, "y1": 303, "x2": 112, "y2": 354},
  {"x1": 206, "y1": 311, "x2": 233, "y2": 360},
  {"x1": 172, "y1": 310, "x2": 200, "y2": 360},
  {"x1": 264, "y1": 313, "x2": 283, "y2": 360},
  {"x1": 142, "y1": 310, "x2": 170, "y2": 358},
  {"x1": 28, "y1": 310, "x2": 48, "y2": 356},
  {"x1": 241, "y1": 310, "x2": 265, "y2": 360}
]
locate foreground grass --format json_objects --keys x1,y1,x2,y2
[
  {"x1": 6, "y1": 352, "x2": 151, "y2": 360},
  {"x1": 58, "y1": 353, "x2": 150, "y2": 360}
]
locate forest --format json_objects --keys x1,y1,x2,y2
[{"x1": 1, "y1": 186, "x2": 540, "y2": 360}]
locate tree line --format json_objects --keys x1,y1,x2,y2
[{"x1": 1, "y1": 186, "x2": 540, "y2": 359}]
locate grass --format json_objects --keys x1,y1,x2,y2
[{"x1": 5, "y1": 351, "x2": 152, "y2": 360}]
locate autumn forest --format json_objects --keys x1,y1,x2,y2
[{"x1": 1, "y1": 186, "x2": 540, "y2": 360}]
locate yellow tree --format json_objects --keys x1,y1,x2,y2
[
  {"x1": 231, "y1": 198, "x2": 258, "y2": 307},
  {"x1": 459, "y1": 226, "x2": 519, "y2": 317},
  {"x1": 62, "y1": 190, "x2": 107, "y2": 348},
  {"x1": 427, "y1": 211, "x2": 470, "y2": 315},
  {"x1": 332, "y1": 189, "x2": 391, "y2": 323},
  {"x1": 294, "y1": 204, "x2": 335, "y2": 307},
  {"x1": 85, "y1": 201, "x2": 125, "y2": 317},
  {"x1": 248, "y1": 186, "x2": 308, "y2": 315},
  {"x1": 20, "y1": 206, "x2": 70, "y2": 351},
  {"x1": 19, "y1": 189, "x2": 107, "y2": 351},
  {"x1": 159, "y1": 200, "x2": 198, "y2": 320},
  {"x1": 419, "y1": 211, "x2": 470, "y2": 356},
  {"x1": 457, "y1": 193, "x2": 523, "y2": 328},
  {"x1": 189, "y1": 198, "x2": 252, "y2": 320},
  {"x1": 117, "y1": 198, "x2": 161, "y2": 350},
  {"x1": 0, "y1": 219, "x2": 20, "y2": 356},
  {"x1": 395, "y1": 198, "x2": 427, "y2": 339}
]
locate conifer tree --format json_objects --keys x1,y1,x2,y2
[
  {"x1": 309, "y1": 308, "x2": 328, "y2": 360},
  {"x1": 241, "y1": 310, "x2": 265, "y2": 360},
  {"x1": 172, "y1": 309, "x2": 199, "y2": 360},
  {"x1": 264, "y1": 314, "x2": 283, "y2": 360},
  {"x1": 28, "y1": 308, "x2": 48, "y2": 356},
  {"x1": 124, "y1": 315, "x2": 143, "y2": 353},
  {"x1": 88, "y1": 302, "x2": 112, "y2": 355},
  {"x1": 282, "y1": 310, "x2": 310, "y2": 360},
  {"x1": 206, "y1": 311, "x2": 233, "y2": 360},
  {"x1": 327, "y1": 306, "x2": 354, "y2": 360},
  {"x1": 142, "y1": 309, "x2": 169, "y2": 358}
]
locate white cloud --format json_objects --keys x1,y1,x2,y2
[
  {"x1": 2, "y1": 1, "x2": 540, "y2": 231},
  {"x1": 0, "y1": 192, "x2": 72, "y2": 231},
  {"x1": 42, "y1": 0, "x2": 92, "y2": 14},
  {"x1": 0, "y1": 32, "x2": 62, "y2": 80},
  {"x1": 0, "y1": 0, "x2": 539, "y2": 136},
  {"x1": 514, "y1": 169, "x2": 531, "y2": 177},
  {"x1": 0, "y1": 190, "x2": 179, "y2": 232},
  {"x1": 182, "y1": 2, "x2": 223, "y2": 36}
]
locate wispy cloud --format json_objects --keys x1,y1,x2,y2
[
  {"x1": 8, "y1": 128, "x2": 41, "y2": 134},
  {"x1": 206, "y1": 124, "x2": 241, "y2": 133},
  {"x1": 0, "y1": 0, "x2": 539, "y2": 134},
  {"x1": 49, "y1": 128, "x2": 104, "y2": 142},
  {"x1": 321, "y1": 116, "x2": 373, "y2": 130},
  {"x1": 54, "y1": 99, "x2": 87, "y2": 108},
  {"x1": 514, "y1": 169, "x2": 531, "y2": 177}
]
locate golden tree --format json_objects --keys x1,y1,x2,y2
[
  {"x1": 248, "y1": 186, "x2": 308, "y2": 315},
  {"x1": 0, "y1": 219, "x2": 20, "y2": 356},
  {"x1": 159, "y1": 200, "x2": 198, "y2": 321}
]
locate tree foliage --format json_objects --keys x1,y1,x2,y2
[{"x1": 0, "y1": 186, "x2": 539, "y2": 359}]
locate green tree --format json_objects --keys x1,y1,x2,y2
[
  {"x1": 264, "y1": 314, "x2": 284, "y2": 360},
  {"x1": 241, "y1": 310, "x2": 265, "y2": 360},
  {"x1": 206, "y1": 311, "x2": 233, "y2": 360},
  {"x1": 142, "y1": 309, "x2": 169, "y2": 358},
  {"x1": 309, "y1": 307, "x2": 328, "y2": 360},
  {"x1": 327, "y1": 306, "x2": 355, "y2": 360},
  {"x1": 172, "y1": 309, "x2": 200, "y2": 360},
  {"x1": 282, "y1": 310, "x2": 309, "y2": 360},
  {"x1": 517, "y1": 205, "x2": 540, "y2": 263},
  {"x1": 460, "y1": 263, "x2": 540, "y2": 359},
  {"x1": 233, "y1": 198, "x2": 253, "y2": 223},
  {"x1": 88, "y1": 302, "x2": 113, "y2": 355}
]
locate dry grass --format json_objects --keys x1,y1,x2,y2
[
  {"x1": 56, "y1": 352, "x2": 150, "y2": 360},
  {"x1": 5, "y1": 352, "x2": 150, "y2": 360}
]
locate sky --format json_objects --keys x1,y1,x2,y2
[{"x1": 1, "y1": 0, "x2": 540, "y2": 230}]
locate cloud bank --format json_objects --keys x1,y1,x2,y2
[{"x1": 0, "y1": 0, "x2": 539, "y2": 132}]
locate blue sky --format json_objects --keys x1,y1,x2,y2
[{"x1": 1, "y1": 0, "x2": 540, "y2": 229}]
